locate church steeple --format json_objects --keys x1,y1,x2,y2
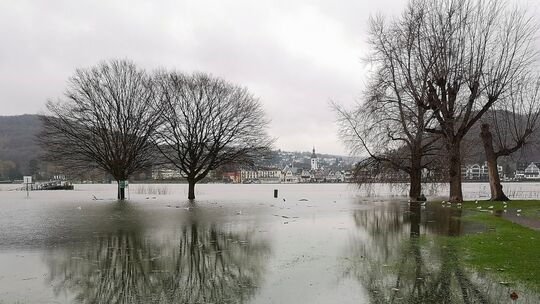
[{"x1": 310, "y1": 146, "x2": 318, "y2": 170}]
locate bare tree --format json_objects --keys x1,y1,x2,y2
[
  {"x1": 409, "y1": 0, "x2": 539, "y2": 201},
  {"x1": 333, "y1": 10, "x2": 441, "y2": 200},
  {"x1": 152, "y1": 72, "x2": 273, "y2": 200},
  {"x1": 40, "y1": 60, "x2": 161, "y2": 200},
  {"x1": 480, "y1": 75, "x2": 540, "y2": 201}
]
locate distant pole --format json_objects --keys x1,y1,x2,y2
[
  {"x1": 274, "y1": 189, "x2": 278, "y2": 198},
  {"x1": 23, "y1": 176, "x2": 32, "y2": 198}
]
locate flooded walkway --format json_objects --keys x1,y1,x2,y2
[{"x1": 501, "y1": 212, "x2": 540, "y2": 230}]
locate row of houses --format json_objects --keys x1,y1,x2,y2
[
  {"x1": 463, "y1": 161, "x2": 540, "y2": 180},
  {"x1": 151, "y1": 147, "x2": 354, "y2": 183},
  {"x1": 223, "y1": 167, "x2": 353, "y2": 184}
]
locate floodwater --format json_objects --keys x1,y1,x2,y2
[{"x1": 0, "y1": 183, "x2": 538, "y2": 304}]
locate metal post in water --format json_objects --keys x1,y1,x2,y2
[
  {"x1": 274, "y1": 189, "x2": 278, "y2": 198},
  {"x1": 23, "y1": 176, "x2": 32, "y2": 198}
]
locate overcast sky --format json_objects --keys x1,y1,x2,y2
[{"x1": 0, "y1": 0, "x2": 537, "y2": 155}]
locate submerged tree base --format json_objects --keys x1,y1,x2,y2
[{"x1": 489, "y1": 195, "x2": 510, "y2": 202}]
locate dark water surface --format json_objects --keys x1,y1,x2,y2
[{"x1": 0, "y1": 184, "x2": 538, "y2": 303}]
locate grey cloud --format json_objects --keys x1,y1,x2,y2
[{"x1": 4, "y1": 0, "x2": 497, "y2": 155}]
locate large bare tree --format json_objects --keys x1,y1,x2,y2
[
  {"x1": 409, "y1": 0, "x2": 539, "y2": 201},
  {"x1": 334, "y1": 10, "x2": 441, "y2": 200},
  {"x1": 152, "y1": 72, "x2": 272, "y2": 200},
  {"x1": 480, "y1": 75, "x2": 540, "y2": 201},
  {"x1": 40, "y1": 60, "x2": 161, "y2": 200}
]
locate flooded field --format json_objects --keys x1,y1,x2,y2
[{"x1": 0, "y1": 183, "x2": 539, "y2": 303}]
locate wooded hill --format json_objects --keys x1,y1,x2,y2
[{"x1": 0, "y1": 114, "x2": 42, "y2": 178}]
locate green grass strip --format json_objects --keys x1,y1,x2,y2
[{"x1": 448, "y1": 213, "x2": 540, "y2": 292}]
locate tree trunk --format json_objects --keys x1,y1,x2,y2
[
  {"x1": 448, "y1": 208, "x2": 462, "y2": 236},
  {"x1": 447, "y1": 141, "x2": 463, "y2": 202},
  {"x1": 117, "y1": 180, "x2": 125, "y2": 200},
  {"x1": 188, "y1": 178, "x2": 196, "y2": 200},
  {"x1": 409, "y1": 166, "x2": 422, "y2": 200},
  {"x1": 480, "y1": 124, "x2": 509, "y2": 201},
  {"x1": 409, "y1": 202, "x2": 421, "y2": 237}
]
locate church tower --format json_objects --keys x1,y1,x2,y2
[{"x1": 310, "y1": 147, "x2": 318, "y2": 171}]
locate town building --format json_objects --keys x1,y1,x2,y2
[
  {"x1": 152, "y1": 167, "x2": 183, "y2": 180},
  {"x1": 514, "y1": 162, "x2": 529, "y2": 180},
  {"x1": 281, "y1": 165, "x2": 299, "y2": 183},
  {"x1": 523, "y1": 162, "x2": 540, "y2": 179},
  {"x1": 463, "y1": 162, "x2": 503, "y2": 180},
  {"x1": 222, "y1": 171, "x2": 241, "y2": 183},
  {"x1": 310, "y1": 147, "x2": 318, "y2": 171},
  {"x1": 240, "y1": 169, "x2": 281, "y2": 183}
]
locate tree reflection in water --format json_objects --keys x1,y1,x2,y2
[
  {"x1": 344, "y1": 202, "x2": 510, "y2": 303},
  {"x1": 46, "y1": 223, "x2": 269, "y2": 304}
]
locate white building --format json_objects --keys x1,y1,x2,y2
[
  {"x1": 152, "y1": 168, "x2": 183, "y2": 180},
  {"x1": 281, "y1": 165, "x2": 299, "y2": 183},
  {"x1": 524, "y1": 162, "x2": 540, "y2": 179},
  {"x1": 300, "y1": 169, "x2": 312, "y2": 183},
  {"x1": 464, "y1": 162, "x2": 503, "y2": 180},
  {"x1": 310, "y1": 147, "x2": 318, "y2": 171},
  {"x1": 240, "y1": 169, "x2": 281, "y2": 183}
]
